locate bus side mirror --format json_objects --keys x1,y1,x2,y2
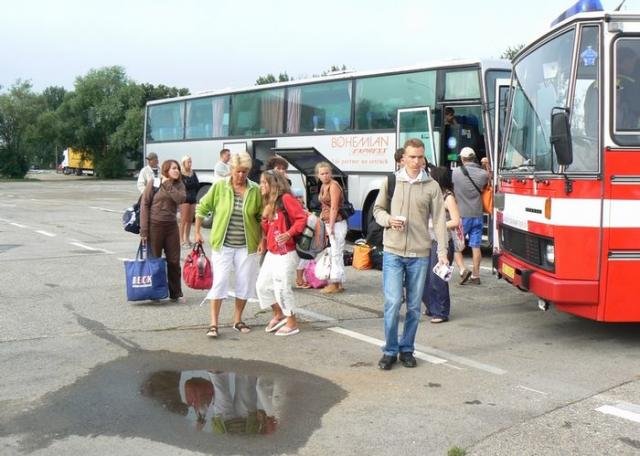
[{"x1": 550, "y1": 110, "x2": 573, "y2": 166}]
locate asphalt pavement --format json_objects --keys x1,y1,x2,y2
[{"x1": 0, "y1": 172, "x2": 638, "y2": 456}]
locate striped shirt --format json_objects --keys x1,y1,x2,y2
[{"x1": 224, "y1": 193, "x2": 246, "y2": 247}]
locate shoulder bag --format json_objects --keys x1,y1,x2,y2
[
  {"x1": 460, "y1": 165, "x2": 493, "y2": 214},
  {"x1": 124, "y1": 242, "x2": 169, "y2": 301},
  {"x1": 183, "y1": 243, "x2": 213, "y2": 290}
]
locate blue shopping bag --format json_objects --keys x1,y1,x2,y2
[{"x1": 124, "y1": 242, "x2": 169, "y2": 301}]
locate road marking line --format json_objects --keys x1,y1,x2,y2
[
  {"x1": 480, "y1": 266, "x2": 494, "y2": 272},
  {"x1": 10, "y1": 222, "x2": 28, "y2": 228},
  {"x1": 596, "y1": 403, "x2": 640, "y2": 424},
  {"x1": 90, "y1": 206, "x2": 120, "y2": 213},
  {"x1": 327, "y1": 327, "x2": 447, "y2": 365},
  {"x1": 68, "y1": 242, "x2": 114, "y2": 254},
  {"x1": 35, "y1": 230, "x2": 56, "y2": 237},
  {"x1": 517, "y1": 385, "x2": 549, "y2": 395},
  {"x1": 412, "y1": 341, "x2": 506, "y2": 374},
  {"x1": 412, "y1": 342, "x2": 507, "y2": 375}
]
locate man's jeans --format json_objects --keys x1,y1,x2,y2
[{"x1": 382, "y1": 251, "x2": 429, "y2": 356}]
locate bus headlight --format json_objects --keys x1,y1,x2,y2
[{"x1": 545, "y1": 244, "x2": 555, "y2": 265}]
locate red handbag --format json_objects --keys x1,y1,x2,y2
[{"x1": 182, "y1": 243, "x2": 213, "y2": 290}]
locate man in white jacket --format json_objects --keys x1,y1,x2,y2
[{"x1": 137, "y1": 152, "x2": 159, "y2": 193}]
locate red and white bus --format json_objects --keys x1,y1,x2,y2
[{"x1": 494, "y1": 4, "x2": 640, "y2": 322}]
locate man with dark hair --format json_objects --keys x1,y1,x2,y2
[
  {"x1": 266, "y1": 155, "x2": 289, "y2": 172},
  {"x1": 394, "y1": 148, "x2": 405, "y2": 169},
  {"x1": 444, "y1": 107, "x2": 458, "y2": 126},
  {"x1": 373, "y1": 138, "x2": 449, "y2": 370},
  {"x1": 266, "y1": 154, "x2": 291, "y2": 185}
]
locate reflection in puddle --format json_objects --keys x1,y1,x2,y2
[
  {"x1": 0, "y1": 350, "x2": 346, "y2": 455},
  {"x1": 142, "y1": 371, "x2": 279, "y2": 435}
]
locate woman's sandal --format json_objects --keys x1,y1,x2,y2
[
  {"x1": 295, "y1": 280, "x2": 312, "y2": 289},
  {"x1": 206, "y1": 325, "x2": 218, "y2": 338},
  {"x1": 233, "y1": 321, "x2": 251, "y2": 334}
]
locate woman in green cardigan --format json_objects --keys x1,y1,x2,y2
[{"x1": 195, "y1": 151, "x2": 263, "y2": 339}]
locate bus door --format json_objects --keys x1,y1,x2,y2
[
  {"x1": 271, "y1": 147, "x2": 348, "y2": 214},
  {"x1": 396, "y1": 107, "x2": 436, "y2": 165},
  {"x1": 491, "y1": 79, "x2": 512, "y2": 249},
  {"x1": 441, "y1": 105, "x2": 485, "y2": 169},
  {"x1": 252, "y1": 140, "x2": 277, "y2": 180}
]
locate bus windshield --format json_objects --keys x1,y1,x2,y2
[{"x1": 502, "y1": 29, "x2": 575, "y2": 173}]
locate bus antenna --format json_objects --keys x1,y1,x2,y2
[{"x1": 614, "y1": 0, "x2": 626, "y2": 11}]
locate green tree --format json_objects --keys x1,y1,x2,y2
[
  {"x1": 139, "y1": 83, "x2": 189, "y2": 103},
  {"x1": 56, "y1": 66, "x2": 132, "y2": 177},
  {"x1": 255, "y1": 72, "x2": 291, "y2": 85},
  {"x1": 501, "y1": 44, "x2": 525, "y2": 61},
  {"x1": 0, "y1": 81, "x2": 43, "y2": 178}
]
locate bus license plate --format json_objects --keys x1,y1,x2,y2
[{"x1": 502, "y1": 263, "x2": 515, "y2": 280}]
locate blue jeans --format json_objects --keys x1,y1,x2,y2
[
  {"x1": 382, "y1": 251, "x2": 429, "y2": 356},
  {"x1": 423, "y1": 240, "x2": 453, "y2": 319}
]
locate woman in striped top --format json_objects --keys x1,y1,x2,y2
[{"x1": 194, "y1": 151, "x2": 263, "y2": 339}]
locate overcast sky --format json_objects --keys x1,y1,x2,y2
[{"x1": 1, "y1": 0, "x2": 636, "y2": 94}]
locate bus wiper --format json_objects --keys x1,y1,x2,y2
[{"x1": 500, "y1": 163, "x2": 534, "y2": 172}]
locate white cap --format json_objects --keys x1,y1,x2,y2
[{"x1": 460, "y1": 147, "x2": 476, "y2": 159}]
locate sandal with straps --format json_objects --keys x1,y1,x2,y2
[
  {"x1": 206, "y1": 325, "x2": 218, "y2": 338},
  {"x1": 295, "y1": 280, "x2": 312, "y2": 289},
  {"x1": 233, "y1": 321, "x2": 251, "y2": 334}
]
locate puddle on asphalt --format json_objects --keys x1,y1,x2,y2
[{"x1": 1, "y1": 351, "x2": 346, "y2": 455}]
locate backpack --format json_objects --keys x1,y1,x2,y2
[
  {"x1": 365, "y1": 173, "x2": 396, "y2": 250},
  {"x1": 122, "y1": 186, "x2": 158, "y2": 234},
  {"x1": 295, "y1": 213, "x2": 327, "y2": 259},
  {"x1": 280, "y1": 197, "x2": 328, "y2": 260}
]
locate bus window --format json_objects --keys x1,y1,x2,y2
[
  {"x1": 614, "y1": 39, "x2": 640, "y2": 134},
  {"x1": 230, "y1": 89, "x2": 284, "y2": 137},
  {"x1": 286, "y1": 81, "x2": 351, "y2": 134},
  {"x1": 502, "y1": 29, "x2": 575, "y2": 172},
  {"x1": 147, "y1": 101, "x2": 185, "y2": 142},
  {"x1": 355, "y1": 70, "x2": 436, "y2": 130},
  {"x1": 186, "y1": 97, "x2": 213, "y2": 139},
  {"x1": 444, "y1": 69, "x2": 481, "y2": 100},
  {"x1": 567, "y1": 25, "x2": 599, "y2": 173}
]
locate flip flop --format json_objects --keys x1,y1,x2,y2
[
  {"x1": 265, "y1": 318, "x2": 287, "y2": 333},
  {"x1": 206, "y1": 325, "x2": 218, "y2": 338},
  {"x1": 275, "y1": 326, "x2": 300, "y2": 337}
]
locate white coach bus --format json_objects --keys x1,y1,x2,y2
[{"x1": 144, "y1": 59, "x2": 510, "y2": 232}]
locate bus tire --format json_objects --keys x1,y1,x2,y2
[{"x1": 196, "y1": 185, "x2": 213, "y2": 229}]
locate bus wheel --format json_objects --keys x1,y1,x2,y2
[{"x1": 196, "y1": 185, "x2": 213, "y2": 228}]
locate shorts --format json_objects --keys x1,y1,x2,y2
[{"x1": 462, "y1": 216, "x2": 483, "y2": 248}]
